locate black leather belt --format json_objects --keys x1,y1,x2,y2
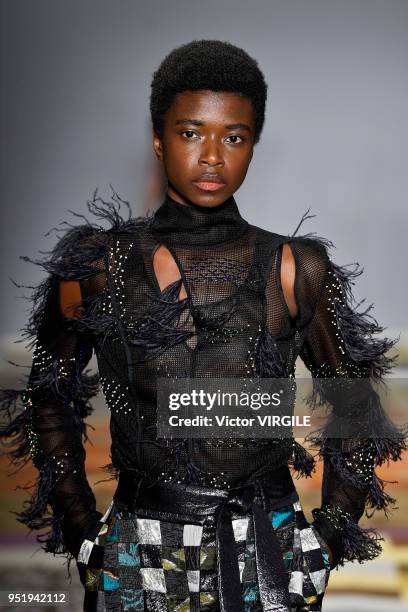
[{"x1": 114, "y1": 466, "x2": 297, "y2": 612}]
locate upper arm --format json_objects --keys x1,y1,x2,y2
[
  {"x1": 59, "y1": 280, "x2": 83, "y2": 319},
  {"x1": 280, "y1": 242, "x2": 298, "y2": 319}
]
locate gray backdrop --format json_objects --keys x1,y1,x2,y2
[{"x1": 1, "y1": 0, "x2": 407, "y2": 358}]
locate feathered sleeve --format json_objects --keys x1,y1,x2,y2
[
  {"x1": 0, "y1": 213, "x2": 114, "y2": 572},
  {"x1": 291, "y1": 235, "x2": 407, "y2": 569},
  {"x1": 0, "y1": 189, "x2": 149, "y2": 579}
]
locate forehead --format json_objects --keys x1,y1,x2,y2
[{"x1": 165, "y1": 90, "x2": 256, "y2": 125}]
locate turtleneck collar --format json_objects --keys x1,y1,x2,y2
[{"x1": 149, "y1": 192, "x2": 249, "y2": 246}]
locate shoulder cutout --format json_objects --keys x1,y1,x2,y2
[
  {"x1": 280, "y1": 242, "x2": 298, "y2": 319},
  {"x1": 59, "y1": 279, "x2": 82, "y2": 319}
]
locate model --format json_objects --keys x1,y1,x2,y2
[{"x1": 1, "y1": 39, "x2": 406, "y2": 612}]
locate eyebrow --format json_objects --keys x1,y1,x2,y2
[{"x1": 175, "y1": 118, "x2": 252, "y2": 133}]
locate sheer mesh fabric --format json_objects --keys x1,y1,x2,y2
[
  {"x1": 97, "y1": 219, "x2": 295, "y2": 488},
  {"x1": 292, "y1": 243, "x2": 369, "y2": 522}
]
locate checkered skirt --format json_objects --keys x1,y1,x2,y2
[{"x1": 77, "y1": 496, "x2": 331, "y2": 611}]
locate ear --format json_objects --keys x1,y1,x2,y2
[{"x1": 152, "y1": 129, "x2": 164, "y2": 162}]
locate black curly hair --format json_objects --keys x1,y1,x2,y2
[{"x1": 150, "y1": 39, "x2": 268, "y2": 145}]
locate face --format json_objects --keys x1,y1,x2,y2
[{"x1": 152, "y1": 90, "x2": 257, "y2": 207}]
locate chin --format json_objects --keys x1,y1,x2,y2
[{"x1": 189, "y1": 190, "x2": 232, "y2": 207}]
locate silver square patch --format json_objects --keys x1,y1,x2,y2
[
  {"x1": 136, "y1": 518, "x2": 162, "y2": 545},
  {"x1": 77, "y1": 539, "x2": 94, "y2": 564},
  {"x1": 232, "y1": 518, "x2": 249, "y2": 542},
  {"x1": 300, "y1": 527, "x2": 320, "y2": 552},
  {"x1": 140, "y1": 567, "x2": 166, "y2": 592},
  {"x1": 183, "y1": 524, "x2": 203, "y2": 547}
]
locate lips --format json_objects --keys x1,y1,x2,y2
[{"x1": 193, "y1": 174, "x2": 226, "y2": 191}]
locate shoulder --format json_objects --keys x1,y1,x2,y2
[
  {"x1": 47, "y1": 190, "x2": 151, "y2": 281},
  {"x1": 251, "y1": 222, "x2": 332, "y2": 278},
  {"x1": 250, "y1": 222, "x2": 331, "y2": 259},
  {"x1": 283, "y1": 234, "x2": 332, "y2": 280},
  {"x1": 254, "y1": 224, "x2": 334, "y2": 319},
  {"x1": 26, "y1": 189, "x2": 150, "y2": 319}
]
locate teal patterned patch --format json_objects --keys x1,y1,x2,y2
[
  {"x1": 271, "y1": 505, "x2": 295, "y2": 529},
  {"x1": 121, "y1": 587, "x2": 144, "y2": 610},
  {"x1": 102, "y1": 569, "x2": 120, "y2": 591},
  {"x1": 118, "y1": 542, "x2": 141, "y2": 566}
]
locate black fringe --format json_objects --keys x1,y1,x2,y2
[
  {"x1": 18, "y1": 187, "x2": 150, "y2": 282},
  {"x1": 96, "y1": 462, "x2": 121, "y2": 484},
  {"x1": 311, "y1": 441, "x2": 397, "y2": 515},
  {"x1": 126, "y1": 279, "x2": 194, "y2": 358},
  {"x1": 0, "y1": 389, "x2": 32, "y2": 470},
  {"x1": 307, "y1": 387, "x2": 407, "y2": 514},
  {"x1": 70, "y1": 291, "x2": 117, "y2": 347},
  {"x1": 330, "y1": 259, "x2": 399, "y2": 381},
  {"x1": 312, "y1": 504, "x2": 384, "y2": 566},
  {"x1": 15, "y1": 460, "x2": 64, "y2": 532},
  {"x1": 14, "y1": 276, "x2": 53, "y2": 351},
  {"x1": 339, "y1": 521, "x2": 383, "y2": 565},
  {"x1": 307, "y1": 388, "x2": 408, "y2": 465},
  {"x1": 0, "y1": 378, "x2": 100, "y2": 563},
  {"x1": 254, "y1": 330, "x2": 289, "y2": 377},
  {"x1": 0, "y1": 389, "x2": 77, "y2": 577},
  {"x1": 289, "y1": 440, "x2": 316, "y2": 479},
  {"x1": 290, "y1": 207, "x2": 336, "y2": 251},
  {"x1": 293, "y1": 210, "x2": 399, "y2": 381}
]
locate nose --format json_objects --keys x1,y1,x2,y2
[{"x1": 199, "y1": 137, "x2": 224, "y2": 167}]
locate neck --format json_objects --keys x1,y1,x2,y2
[{"x1": 149, "y1": 192, "x2": 249, "y2": 246}]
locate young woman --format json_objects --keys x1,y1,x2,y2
[{"x1": 1, "y1": 39, "x2": 406, "y2": 612}]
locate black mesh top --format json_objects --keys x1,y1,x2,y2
[{"x1": 1, "y1": 190, "x2": 406, "y2": 571}]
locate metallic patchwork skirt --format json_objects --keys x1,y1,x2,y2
[{"x1": 78, "y1": 497, "x2": 331, "y2": 612}]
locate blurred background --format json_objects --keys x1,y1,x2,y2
[{"x1": 1, "y1": 0, "x2": 407, "y2": 610}]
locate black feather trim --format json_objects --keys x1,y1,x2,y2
[
  {"x1": 18, "y1": 187, "x2": 150, "y2": 282},
  {"x1": 0, "y1": 389, "x2": 88, "y2": 575},
  {"x1": 312, "y1": 505, "x2": 383, "y2": 566},
  {"x1": 329, "y1": 260, "x2": 399, "y2": 381},
  {"x1": 125, "y1": 279, "x2": 194, "y2": 358},
  {"x1": 339, "y1": 521, "x2": 383, "y2": 564},
  {"x1": 0, "y1": 389, "x2": 33, "y2": 471},
  {"x1": 289, "y1": 440, "x2": 316, "y2": 478},
  {"x1": 254, "y1": 330, "x2": 289, "y2": 377}
]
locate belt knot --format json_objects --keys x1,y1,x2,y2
[{"x1": 222, "y1": 484, "x2": 256, "y2": 515}]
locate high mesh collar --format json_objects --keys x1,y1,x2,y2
[{"x1": 149, "y1": 192, "x2": 249, "y2": 245}]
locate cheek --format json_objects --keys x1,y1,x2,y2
[
  {"x1": 228, "y1": 150, "x2": 252, "y2": 176},
  {"x1": 165, "y1": 145, "x2": 196, "y2": 174}
]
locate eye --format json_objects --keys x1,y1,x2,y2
[
  {"x1": 181, "y1": 130, "x2": 200, "y2": 140},
  {"x1": 225, "y1": 135, "x2": 244, "y2": 144}
]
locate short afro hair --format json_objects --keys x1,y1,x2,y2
[{"x1": 150, "y1": 39, "x2": 268, "y2": 145}]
